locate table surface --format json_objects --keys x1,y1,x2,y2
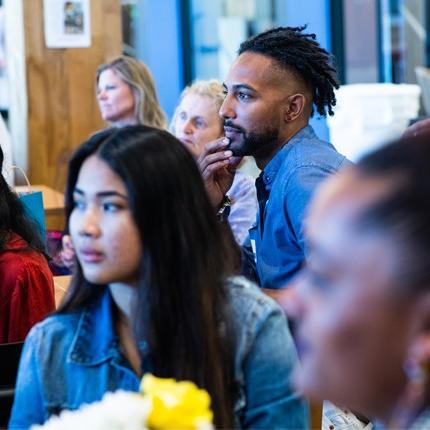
[{"x1": 53, "y1": 275, "x2": 72, "y2": 307}]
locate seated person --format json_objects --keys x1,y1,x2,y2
[
  {"x1": 0, "y1": 147, "x2": 55, "y2": 343},
  {"x1": 172, "y1": 80, "x2": 257, "y2": 245},
  {"x1": 293, "y1": 134, "x2": 430, "y2": 429},
  {"x1": 96, "y1": 55, "x2": 167, "y2": 129},
  {"x1": 10, "y1": 126, "x2": 308, "y2": 429},
  {"x1": 61, "y1": 56, "x2": 167, "y2": 269}
]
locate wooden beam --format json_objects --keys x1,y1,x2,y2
[{"x1": 5, "y1": 0, "x2": 122, "y2": 191}]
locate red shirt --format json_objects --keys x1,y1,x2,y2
[{"x1": 0, "y1": 234, "x2": 55, "y2": 343}]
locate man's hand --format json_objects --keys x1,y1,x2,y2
[{"x1": 197, "y1": 137, "x2": 242, "y2": 208}]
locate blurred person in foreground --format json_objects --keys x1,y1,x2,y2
[
  {"x1": 0, "y1": 146, "x2": 55, "y2": 343},
  {"x1": 172, "y1": 79, "x2": 257, "y2": 245},
  {"x1": 292, "y1": 135, "x2": 430, "y2": 429}
]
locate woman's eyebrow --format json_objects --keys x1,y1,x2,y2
[{"x1": 73, "y1": 188, "x2": 128, "y2": 200}]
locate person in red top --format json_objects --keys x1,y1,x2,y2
[{"x1": 0, "y1": 147, "x2": 55, "y2": 343}]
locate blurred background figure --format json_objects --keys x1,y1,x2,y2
[
  {"x1": 96, "y1": 55, "x2": 167, "y2": 129},
  {"x1": 0, "y1": 146, "x2": 54, "y2": 343},
  {"x1": 293, "y1": 135, "x2": 430, "y2": 429},
  {"x1": 62, "y1": 56, "x2": 168, "y2": 268},
  {"x1": 172, "y1": 79, "x2": 257, "y2": 245}
]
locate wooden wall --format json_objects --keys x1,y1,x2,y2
[{"x1": 22, "y1": 0, "x2": 122, "y2": 191}]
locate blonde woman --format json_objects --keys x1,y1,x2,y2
[
  {"x1": 172, "y1": 80, "x2": 257, "y2": 245},
  {"x1": 62, "y1": 56, "x2": 167, "y2": 267},
  {"x1": 96, "y1": 56, "x2": 167, "y2": 129}
]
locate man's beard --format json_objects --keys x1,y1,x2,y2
[{"x1": 224, "y1": 120, "x2": 279, "y2": 157}]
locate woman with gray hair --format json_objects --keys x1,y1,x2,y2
[{"x1": 172, "y1": 79, "x2": 257, "y2": 245}]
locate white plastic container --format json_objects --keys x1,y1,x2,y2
[{"x1": 327, "y1": 83, "x2": 421, "y2": 161}]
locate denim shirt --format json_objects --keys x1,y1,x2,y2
[
  {"x1": 248, "y1": 125, "x2": 351, "y2": 289},
  {"x1": 9, "y1": 276, "x2": 308, "y2": 429}
]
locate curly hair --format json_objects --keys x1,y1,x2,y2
[{"x1": 238, "y1": 26, "x2": 339, "y2": 117}]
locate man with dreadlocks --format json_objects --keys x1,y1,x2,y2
[{"x1": 199, "y1": 26, "x2": 350, "y2": 291}]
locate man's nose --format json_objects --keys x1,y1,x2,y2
[{"x1": 219, "y1": 94, "x2": 236, "y2": 120}]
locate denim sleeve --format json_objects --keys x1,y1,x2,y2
[
  {"x1": 241, "y1": 303, "x2": 309, "y2": 429},
  {"x1": 284, "y1": 165, "x2": 335, "y2": 256},
  {"x1": 9, "y1": 326, "x2": 46, "y2": 429}
]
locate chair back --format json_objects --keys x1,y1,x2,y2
[{"x1": 0, "y1": 341, "x2": 24, "y2": 428}]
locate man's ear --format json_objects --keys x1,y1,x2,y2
[{"x1": 283, "y1": 94, "x2": 307, "y2": 123}]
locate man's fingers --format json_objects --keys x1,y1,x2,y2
[
  {"x1": 227, "y1": 156, "x2": 242, "y2": 169},
  {"x1": 199, "y1": 150, "x2": 232, "y2": 173},
  {"x1": 198, "y1": 137, "x2": 230, "y2": 161},
  {"x1": 201, "y1": 161, "x2": 230, "y2": 180}
]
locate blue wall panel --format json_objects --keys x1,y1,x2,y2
[
  {"x1": 277, "y1": 0, "x2": 332, "y2": 141},
  {"x1": 136, "y1": 0, "x2": 184, "y2": 121}
]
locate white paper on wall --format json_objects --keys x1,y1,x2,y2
[{"x1": 43, "y1": 0, "x2": 91, "y2": 48}]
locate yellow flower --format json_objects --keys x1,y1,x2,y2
[{"x1": 140, "y1": 374, "x2": 214, "y2": 430}]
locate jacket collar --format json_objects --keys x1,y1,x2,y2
[{"x1": 67, "y1": 288, "x2": 119, "y2": 366}]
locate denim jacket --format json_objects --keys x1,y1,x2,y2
[
  {"x1": 9, "y1": 276, "x2": 308, "y2": 429},
  {"x1": 249, "y1": 125, "x2": 351, "y2": 289}
]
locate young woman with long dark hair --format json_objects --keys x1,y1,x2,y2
[{"x1": 10, "y1": 126, "x2": 307, "y2": 429}]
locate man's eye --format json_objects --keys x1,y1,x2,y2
[
  {"x1": 178, "y1": 112, "x2": 187, "y2": 121},
  {"x1": 238, "y1": 92, "x2": 251, "y2": 100}
]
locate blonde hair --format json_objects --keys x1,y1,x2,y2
[
  {"x1": 96, "y1": 56, "x2": 167, "y2": 129},
  {"x1": 171, "y1": 79, "x2": 225, "y2": 133}
]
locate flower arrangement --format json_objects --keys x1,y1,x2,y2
[{"x1": 31, "y1": 374, "x2": 214, "y2": 430}]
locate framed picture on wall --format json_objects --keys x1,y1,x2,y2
[{"x1": 43, "y1": 0, "x2": 91, "y2": 48}]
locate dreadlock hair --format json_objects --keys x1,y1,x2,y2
[{"x1": 238, "y1": 26, "x2": 339, "y2": 117}]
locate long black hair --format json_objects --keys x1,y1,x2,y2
[
  {"x1": 59, "y1": 125, "x2": 236, "y2": 428},
  {"x1": 0, "y1": 147, "x2": 46, "y2": 254}
]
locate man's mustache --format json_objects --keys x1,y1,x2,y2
[{"x1": 224, "y1": 120, "x2": 245, "y2": 134}]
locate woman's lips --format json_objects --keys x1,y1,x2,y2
[{"x1": 79, "y1": 248, "x2": 104, "y2": 263}]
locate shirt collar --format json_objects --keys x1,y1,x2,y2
[{"x1": 262, "y1": 125, "x2": 316, "y2": 188}]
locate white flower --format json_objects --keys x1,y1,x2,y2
[{"x1": 31, "y1": 391, "x2": 150, "y2": 430}]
